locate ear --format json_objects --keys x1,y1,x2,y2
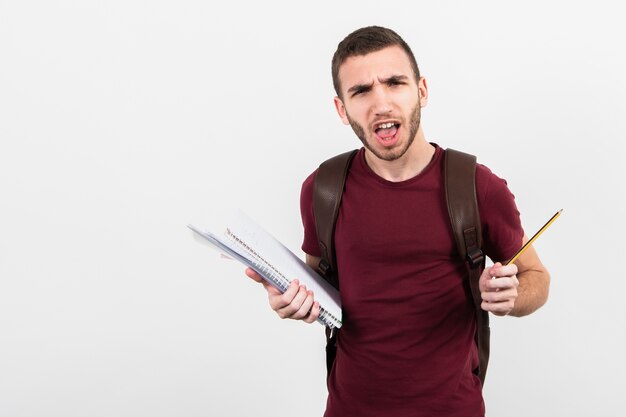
[
  {"x1": 418, "y1": 77, "x2": 428, "y2": 108},
  {"x1": 333, "y1": 96, "x2": 350, "y2": 125}
]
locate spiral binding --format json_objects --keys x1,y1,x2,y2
[{"x1": 226, "y1": 228, "x2": 340, "y2": 329}]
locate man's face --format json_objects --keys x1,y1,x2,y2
[{"x1": 334, "y1": 46, "x2": 428, "y2": 162}]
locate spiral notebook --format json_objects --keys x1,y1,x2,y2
[{"x1": 188, "y1": 211, "x2": 342, "y2": 329}]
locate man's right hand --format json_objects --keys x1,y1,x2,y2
[{"x1": 245, "y1": 268, "x2": 320, "y2": 324}]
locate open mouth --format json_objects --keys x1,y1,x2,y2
[{"x1": 374, "y1": 121, "x2": 400, "y2": 143}]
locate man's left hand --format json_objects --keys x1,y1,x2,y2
[{"x1": 479, "y1": 262, "x2": 519, "y2": 316}]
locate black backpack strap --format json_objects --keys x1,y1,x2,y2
[
  {"x1": 313, "y1": 149, "x2": 358, "y2": 290},
  {"x1": 312, "y1": 149, "x2": 358, "y2": 378},
  {"x1": 444, "y1": 148, "x2": 489, "y2": 385}
]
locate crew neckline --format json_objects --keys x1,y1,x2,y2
[{"x1": 356, "y1": 143, "x2": 442, "y2": 187}]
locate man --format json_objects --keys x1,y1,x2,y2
[{"x1": 246, "y1": 26, "x2": 550, "y2": 416}]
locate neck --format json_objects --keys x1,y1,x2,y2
[{"x1": 364, "y1": 129, "x2": 435, "y2": 182}]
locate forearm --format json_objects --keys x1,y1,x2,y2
[
  {"x1": 306, "y1": 254, "x2": 322, "y2": 271},
  {"x1": 509, "y1": 268, "x2": 550, "y2": 317}
]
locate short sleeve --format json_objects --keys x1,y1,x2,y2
[
  {"x1": 476, "y1": 164, "x2": 525, "y2": 263},
  {"x1": 300, "y1": 169, "x2": 321, "y2": 256}
]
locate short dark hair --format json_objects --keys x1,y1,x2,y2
[{"x1": 331, "y1": 26, "x2": 421, "y2": 99}]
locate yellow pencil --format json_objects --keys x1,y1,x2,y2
[{"x1": 505, "y1": 209, "x2": 563, "y2": 265}]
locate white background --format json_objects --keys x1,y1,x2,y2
[{"x1": 1, "y1": 1, "x2": 624, "y2": 416}]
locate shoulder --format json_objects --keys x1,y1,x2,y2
[
  {"x1": 440, "y1": 147, "x2": 514, "y2": 202},
  {"x1": 302, "y1": 168, "x2": 318, "y2": 189},
  {"x1": 473, "y1": 161, "x2": 523, "y2": 260},
  {"x1": 300, "y1": 168, "x2": 318, "y2": 203},
  {"x1": 300, "y1": 168, "x2": 320, "y2": 256},
  {"x1": 301, "y1": 148, "x2": 362, "y2": 199},
  {"x1": 475, "y1": 163, "x2": 515, "y2": 201}
]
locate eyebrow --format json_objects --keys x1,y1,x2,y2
[
  {"x1": 347, "y1": 82, "x2": 373, "y2": 96},
  {"x1": 384, "y1": 74, "x2": 409, "y2": 84},
  {"x1": 346, "y1": 74, "x2": 410, "y2": 96}
]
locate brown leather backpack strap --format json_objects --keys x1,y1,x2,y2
[
  {"x1": 313, "y1": 149, "x2": 357, "y2": 379},
  {"x1": 313, "y1": 149, "x2": 358, "y2": 290},
  {"x1": 444, "y1": 148, "x2": 489, "y2": 386}
]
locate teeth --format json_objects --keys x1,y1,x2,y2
[{"x1": 377, "y1": 122, "x2": 396, "y2": 129}]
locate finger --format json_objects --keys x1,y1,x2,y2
[
  {"x1": 488, "y1": 262, "x2": 502, "y2": 278},
  {"x1": 291, "y1": 290, "x2": 315, "y2": 320},
  {"x1": 484, "y1": 276, "x2": 519, "y2": 291},
  {"x1": 481, "y1": 300, "x2": 514, "y2": 315},
  {"x1": 245, "y1": 268, "x2": 277, "y2": 294},
  {"x1": 245, "y1": 267, "x2": 263, "y2": 283},
  {"x1": 265, "y1": 285, "x2": 282, "y2": 296},
  {"x1": 269, "y1": 280, "x2": 300, "y2": 310},
  {"x1": 303, "y1": 301, "x2": 321, "y2": 324},
  {"x1": 490, "y1": 263, "x2": 518, "y2": 278},
  {"x1": 245, "y1": 268, "x2": 280, "y2": 294},
  {"x1": 479, "y1": 265, "x2": 498, "y2": 291},
  {"x1": 482, "y1": 288, "x2": 517, "y2": 303},
  {"x1": 277, "y1": 285, "x2": 309, "y2": 318}
]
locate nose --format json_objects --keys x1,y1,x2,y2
[{"x1": 372, "y1": 85, "x2": 393, "y2": 116}]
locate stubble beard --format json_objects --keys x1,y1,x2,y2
[{"x1": 347, "y1": 102, "x2": 421, "y2": 162}]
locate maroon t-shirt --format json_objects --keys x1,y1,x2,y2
[{"x1": 300, "y1": 145, "x2": 523, "y2": 417}]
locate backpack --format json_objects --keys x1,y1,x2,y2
[{"x1": 312, "y1": 148, "x2": 490, "y2": 385}]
